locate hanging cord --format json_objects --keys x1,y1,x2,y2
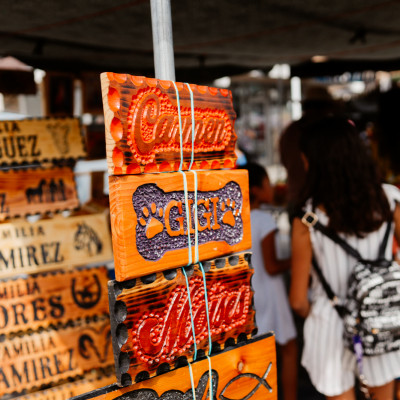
[
  {"x1": 186, "y1": 82, "x2": 213, "y2": 400},
  {"x1": 172, "y1": 81, "x2": 213, "y2": 400},
  {"x1": 172, "y1": 81, "x2": 197, "y2": 400}
]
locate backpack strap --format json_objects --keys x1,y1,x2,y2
[
  {"x1": 377, "y1": 218, "x2": 392, "y2": 260},
  {"x1": 299, "y1": 210, "x2": 363, "y2": 260}
]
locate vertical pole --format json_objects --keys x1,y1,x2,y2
[{"x1": 150, "y1": 0, "x2": 176, "y2": 81}]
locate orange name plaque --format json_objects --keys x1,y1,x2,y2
[
  {"x1": 101, "y1": 73, "x2": 237, "y2": 175},
  {"x1": 0, "y1": 267, "x2": 109, "y2": 335},
  {"x1": 108, "y1": 253, "x2": 255, "y2": 384},
  {"x1": 70, "y1": 334, "x2": 277, "y2": 400},
  {"x1": 0, "y1": 167, "x2": 79, "y2": 220},
  {"x1": 109, "y1": 169, "x2": 251, "y2": 281}
]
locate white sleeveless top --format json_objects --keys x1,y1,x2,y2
[{"x1": 301, "y1": 184, "x2": 400, "y2": 396}]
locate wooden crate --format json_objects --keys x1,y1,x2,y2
[
  {"x1": 0, "y1": 266, "x2": 110, "y2": 335},
  {"x1": 0, "y1": 118, "x2": 86, "y2": 164},
  {"x1": 0, "y1": 167, "x2": 79, "y2": 220},
  {"x1": 0, "y1": 319, "x2": 113, "y2": 396},
  {"x1": 101, "y1": 73, "x2": 237, "y2": 175},
  {"x1": 109, "y1": 169, "x2": 251, "y2": 281},
  {"x1": 0, "y1": 212, "x2": 113, "y2": 278}
]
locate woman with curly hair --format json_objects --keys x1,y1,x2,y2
[{"x1": 289, "y1": 116, "x2": 400, "y2": 400}]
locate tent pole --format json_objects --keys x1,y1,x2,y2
[{"x1": 150, "y1": 0, "x2": 176, "y2": 81}]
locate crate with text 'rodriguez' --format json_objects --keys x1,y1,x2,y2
[{"x1": 109, "y1": 169, "x2": 251, "y2": 281}]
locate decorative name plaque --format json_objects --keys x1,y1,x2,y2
[
  {"x1": 109, "y1": 169, "x2": 251, "y2": 281},
  {"x1": 0, "y1": 167, "x2": 79, "y2": 220},
  {"x1": 0, "y1": 319, "x2": 113, "y2": 396},
  {"x1": 0, "y1": 212, "x2": 113, "y2": 278},
  {"x1": 108, "y1": 253, "x2": 255, "y2": 384},
  {"x1": 14, "y1": 373, "x2": 116, "y2": 400},
  {"x1": 0, "y1": 118, "x2": 86, "y2": 164},
  {"x1": 100, "y1": 73, "x2": 237, "y2": 175},
  {"x1": 0, "y1": 267, "x2": 109, "y2": 336},
  {"x1": 70, "y1": 334, "x2": 277, "y2": 400}
]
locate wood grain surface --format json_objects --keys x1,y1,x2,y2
[
  {"x1": 70, "y1": 333, "x2": 277, "y2": 400},
  {"x1": 0, "y1": 319, "x2": 113, "y2": 396},
  {"x1": 0, "y1": 167, "x2": 79, "y2": 220},
  {"x1": 108, "y1": 253, "x2": 255, "y2": 384},
  {"x1": 101, "y1": 73, "x2": 237, "y2": 175},
  {"x1": 13, "y1": 373, "x2": 116, "y2": 400},
  {"x1": 109, "y1": 169, "x2": 251, "y2": 281},
  {"x1": 0, "y1": 118, "x2": 86, "y2": 164},
  {"x1": 0, "y1": 266, "x2": 110, "y2": 336},
  {"x1": 0, "y1": 212, "x2": 113, "y2": 279}
]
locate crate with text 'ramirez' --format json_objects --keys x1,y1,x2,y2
[{"x1": 109, "y1": 169, "x2": 251, "y2": 281}]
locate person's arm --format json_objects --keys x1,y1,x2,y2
[
  {"x1": 261, "y1": 230, "x2": 291, "y2": 275},
  {"x1": 289, "y1": 217, "x2": 312, "y2": 318}
]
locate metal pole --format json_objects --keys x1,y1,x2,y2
[{"x1": 150, "y1": 0, "x2": 176, "y2": 81}]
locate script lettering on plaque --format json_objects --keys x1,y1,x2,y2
[
  {"x1": 0, "y1": 212, "x2": 113, "y2": 278},
  {"x1": 69, "y1": 334, "x2": 277, "y2": 400},
  {"x1": 109, "y1": 169, "x2": 251, "y2": 281},
  {"x1": 0, "y1": 267, "x2": 109, "y2": 335},
  {"x1": 101, "y1": 73, "x2": 237, "y2": 175},
  {"x1": 108, "y1": 253, "x2": 255, "y2": 384},
  {"x1": 0, "y1": 167, "x2": 79, "y2": 220},
  {"x1": 0, "y1": 118, "x2": 86, "y2": 164},
  {"x1": 0, "y1": 319, "x2": 113, "y2": 396}
]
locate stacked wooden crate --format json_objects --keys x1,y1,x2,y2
[{"x1": 0, "y1": 118, "x2": 115, "y2": 399}]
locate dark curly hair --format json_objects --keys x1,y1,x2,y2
[{"x1": 299, "y1": 116, "x2": 391, "y2": 237}]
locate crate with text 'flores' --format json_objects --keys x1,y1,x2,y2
[
  {"x1": 0, "y1": 212, "x2": 113, "y2": 279},
  {"x1": 109, "y1": 169, "x2": 251, "y2": 281},
  {"x1": 101, "y1": 73, "x2": 237, "y2": 175},
  {"x1": 0, "y1": 267, "x2": 110, "y2": 336},
  {"x1": 70, "y1": 334, "x2": 277, "y2": 400},
  {"x1": 0, "y1": 167, "x2": 79, "y2": 220},
  {"x1": 108, "y1": 253, "x2": 256, "y2": 385},
  {"x1": 0, "y1": 118, "x2": 86, "y2": 165}
]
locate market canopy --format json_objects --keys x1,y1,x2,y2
[{"x1": 2, "y1": 0, "x2": 400, "y2": 80}]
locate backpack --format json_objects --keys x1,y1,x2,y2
[{"x1": 300, "y1": 210, "x2": 400, "y2": 357}]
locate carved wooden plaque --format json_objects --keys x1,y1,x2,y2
[
  {"x1": 0, "y1": 267, "x2": 109, "y2": 336},
  {"x1": 108, "y1": 253, "x2": 255, "y2": 384},
  {"x1": 0, "y1": 319, "x2": 113, "y2": 396},
  {"x1": 109, "y1": 169, "x2": 251, "y2": 281},
  {"x1": 0, "y1": 167, "x2": 79, "y2": 220},
  {"x1": 14, "y1": 373, "x2": 116, "y2": 400},
  {"x1": 101, "y1": 73, "x2": 237, "y2": 175},
  {"x1": 70, "y1": 333, "x2": 277, "y2": 400},
  {"x1": 0, "y1": 212, "x2": 113, "y2": 278},
  {"x1": 0, "y1": 118, "x2": 86, "y2": 164}
]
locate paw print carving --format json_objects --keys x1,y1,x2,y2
[
  {"x1": 139, "y1": 203, "x2": 164, "y2": 239},
  {"x1": 221, "y1": 199, "x2": 240, "y2": 227}
]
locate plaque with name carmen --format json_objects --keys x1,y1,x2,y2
[
  {"x1": 0, "y1": 118, "x2": 86, "y2": 164},
  {"x1": 0, "y1": 167, "x2": 79, "y2": 220},
  {"x1": 109, "y1": 169, "x2": 251, "y2": 281},
  {"x1": 108, "y1": 253, "x2": 255, "y2": 385},
  {"x1": 0, "y1": 212, "x2": 113, "y2": 279},
  {"x1": 13, "y1": 373, "x2": 116, "y2": 400},
  {"x1": 70, "y1": 334, "x2": 277, "y2": 400},
  {"x1": 100, "y1": 73, "x2": 237, "y2": 175},
  {"x1": 0, "y1": 319, "x2": 113, "y2": 396},
  {"x1": 0, "y1": 267, "x2": 110, "y2": 336}
]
